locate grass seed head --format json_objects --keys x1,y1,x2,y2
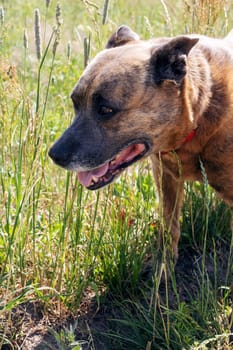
[
  {"x1": 52, "y1": 3, "x2": 63, "y2": 55},
  {"x1": 56, "y1": 2, "x2": 63, "y2": 26},
  {"x1": 34, "y1": 8, "x2": 42, "y2": 60}
]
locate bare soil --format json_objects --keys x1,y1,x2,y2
[{"x1": 1, "y1": 246, "x2": 233, "y2": 350}]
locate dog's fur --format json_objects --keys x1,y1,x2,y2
[{"x1": 49, "y1": 26, "x2": 233, "y2": 258}]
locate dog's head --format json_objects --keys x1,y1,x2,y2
[{"x1": 49, "y1": 26, "x2": 199, "y2": 189}]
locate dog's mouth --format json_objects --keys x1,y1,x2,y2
[{"x1": 77, "y1": 142, "x2": 149, "y2": 190}]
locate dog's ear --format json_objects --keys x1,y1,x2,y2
[
  {"x1": 106, "y1": 25, "x2": 140, "y2": 49},
  {"x1": 150, "y1": 36, "x2": 199, "y2": 85}
]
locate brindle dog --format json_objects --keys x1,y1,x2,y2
[{"x1": 49, "y1": 26, "x2": 233, "y2": 259}]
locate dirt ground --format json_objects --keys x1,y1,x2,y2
[{"x1": 2, "y1": 247, "x2": 232, "y2": 350}]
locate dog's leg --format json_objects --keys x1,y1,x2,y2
[
  {"x1": 151, "y1": 159, "x2": 184, "y2": 260},
  {"x1": 160, "y1": 173, "x2": 184, "y2": 260}
]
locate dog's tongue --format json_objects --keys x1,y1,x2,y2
[
  {"x1": 76, "y1": 144, "x2": 146, "y2": 187},
  {"x1": 77, "y1": 163, "x2": 109, "y2": 187}
]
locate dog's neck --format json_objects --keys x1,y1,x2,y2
[{"x1": 161, "y1": 128, "x2": 197, "y2": 155}]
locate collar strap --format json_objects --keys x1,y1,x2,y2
[
  {"x1": 161, "y1": 129, "x2": 196, "y2": 155},
  {"x1": 182, "y1": 129, "x2": 196, "y2": 144}
]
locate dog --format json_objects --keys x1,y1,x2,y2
[{"x1": 49, "y1": 25, "x2": 233, "y2": 259}]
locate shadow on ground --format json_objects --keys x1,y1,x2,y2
[{"x1": 3, "y1": 245, "x2": 232, "y2": 350}]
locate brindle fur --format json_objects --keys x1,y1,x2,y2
[{"x1": 49, "y1": 26, "x2": 233, "y2": 259}]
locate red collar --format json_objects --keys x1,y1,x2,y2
[{"x1": 161, "y1": 129, "x2": 196, "y2": 155}]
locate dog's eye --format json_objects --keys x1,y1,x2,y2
[{"x1": 98, "y1": 105, "x2": 115, "y2": 117}]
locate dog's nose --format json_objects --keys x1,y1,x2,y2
[{"x1": 48, "y1": 145, "x2": 69, "y2": 167}]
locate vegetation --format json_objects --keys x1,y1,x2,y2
[{"x1": 0, "y1": 0, "x2": 232, "y2": 349}]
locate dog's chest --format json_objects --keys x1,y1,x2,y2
[{"x1": 160, "y1": 151, "x2": 202, "y2": 181}]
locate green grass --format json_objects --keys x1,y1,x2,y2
[{"x1": 0, "y1": 0, "x2": 233, "y2": 349}]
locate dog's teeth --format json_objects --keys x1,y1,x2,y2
[
  {"x1": 92, "y1": 176, "x2": 98, "y2": 183},
  {"x1": 112, "y1": 169, "x2": 120, "y2": 176}
]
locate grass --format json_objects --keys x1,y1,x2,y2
[{"x1": 0, "y1": 0, "x2": 233, "y2": 349}]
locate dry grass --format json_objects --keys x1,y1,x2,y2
[{"x1": 184, "y1": 0, "x2": 230, "y2": 34}]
